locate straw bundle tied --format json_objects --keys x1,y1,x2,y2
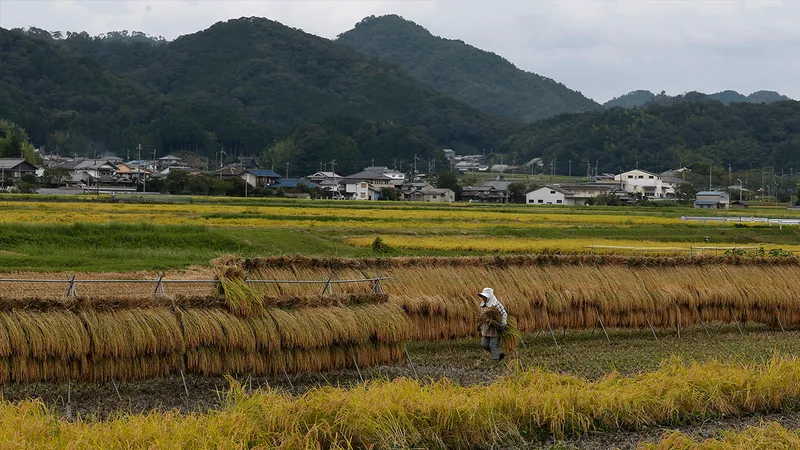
[
  {"x1": 379, "y1": 263, "x2": 800, "y2": 340},
  {"x1": 477, "y1": 309, "x2": 521, "y2": 352},
  {"x1": 241, "y1": 254, "x2": 800, "y2": 271}
]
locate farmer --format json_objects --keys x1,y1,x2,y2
[{"x1": 478, "y1": 287, "x2": 508, "y2": 361}]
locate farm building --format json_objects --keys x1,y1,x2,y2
[{"x1": 694, "y1": 191, "x2": 730, "y2": 209}]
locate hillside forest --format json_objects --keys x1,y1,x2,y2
[{"x1": 1, "y1": 17, "x2": 799, "y2": 178}]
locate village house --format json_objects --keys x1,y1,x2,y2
[
  {"x1": 526, "y1": 184, "x2": 613, "y2": 206},
  {"x1": 213, "y1": 165, "x2": 244, "y2": 178},
  {"x1": 307, "y1": 171, "x2": 342, "y2": 183},
  {"x1": 267, "y1": 178, "x2": 317, "y2": 190},
  {"x1": 694, "y1": 191, "x2": 731, "y2": 209},
  {"x1": 409, "y1": 188, "x2": 455, "y2": 203},
  {"x1": 71, "y1": 159, "x2": 119, "y2": 180},
  {"x1": 157, "y1": 155, "x2": 184, "y2": 169},
  {"x1": 342, "y1": 166, "x2": 404, "y2": 200},
  {"x1": 0, "y1": 158, "x2": 38, "y2": 181},
  {"x1": 242, "y1": 169, "x2": 282, "y2": 188},
  {"x1": 613, "y1": 169, "x2": 677, "y2": 199}
]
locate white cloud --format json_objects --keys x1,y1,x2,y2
[{"x1": 1, "y1": 0, "x2": 798, "y2": 102}]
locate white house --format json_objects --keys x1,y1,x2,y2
[
  {"x1": 242, "y1": 169, "x2": 281, "y2": 188},
  {"x1": 526, "y1": 185, "x2": 576, "y2": 205},
  {"x1": 307, "y1": 171, "x2": 342, "y2": 183},
  {"x1": 614, "y1": 169, "x2": 676, "y2": 199},
  {"x1": 349, "y1": 181, "x2": 383, "y2": 200},
  {"x1": 343, "y1": 167, "x2": 403, "y2": 200},
  {"x1": 72, "y1": 159, "x2": 118, "y2": 179},
  {"x1": 526, "y1": 184, "x2": 613, "y2": 206}
]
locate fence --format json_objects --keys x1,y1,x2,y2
[
  {"x1": 585, "y1": 244, "x2": 761, "y2": 256},
  {"x1": 681, "y1": 216, "x2": 800, "y2": 229},
  {"x1": 0, "y1": 274, "x2": 389, "y2": 298}
]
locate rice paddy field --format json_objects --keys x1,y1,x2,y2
[{"x1": 2, "y1": 195, "x2": 800, "y2": 448}]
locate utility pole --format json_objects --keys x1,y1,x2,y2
[
  {"x1": 709, "y1": 165, "x2": 712, "y2": 191},
  {"x1": 728, "y1": 163, "x2": 732, "y2": 187},
  {"x1": 737, "y1": 178, "x2": 742, "y2": 202},
  {"x1": 568, "y1": 160, "x2": 572, "y2": 180},
  {"x1": 285, "y1": 162, "x2": 290, "y2": 179}
]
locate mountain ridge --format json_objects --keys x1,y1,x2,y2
[
  {"x1": 604, "y1": 89, "x2": 792, "y2": 109},
  {"x1": 1, "y1": 19, "x2": 520, "y2": 173},
  {"x1": 337, "y1": 15, "x2": 601, "y2": 122}
]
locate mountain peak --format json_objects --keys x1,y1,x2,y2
[{"x1": 338, "y1": 15, "x2": 600, "y2": 122}]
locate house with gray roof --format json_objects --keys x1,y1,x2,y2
[
  {"x1": 0, "y1": 159, "x2": 38, "y2": 180},
  {"x1": 694, "y1": 191, "x2": 730, "y2": 209}
]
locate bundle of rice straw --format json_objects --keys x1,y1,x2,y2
[{"x1": 476, "y1": 308, "x2": 521, "y2": 352}]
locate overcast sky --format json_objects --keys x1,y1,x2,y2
[{"x1": 2, "y1": 0, "x2": 799, "y2": 103}]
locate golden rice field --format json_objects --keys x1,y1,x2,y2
[
  {"x1": 644, "y1": 423, "x2": 800, "y2": 449},
  {"x1": 3, "y1": 356, "x2": 800, "y2": 449},
  {"x1": 346, "y1": 236, "x2": 800, "y2": 254},
  {"x1": 0, "y1": 200, "x2": 689, "y2": 229}
]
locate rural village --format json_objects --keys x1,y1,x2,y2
[{"x1": 2, "y1": 3, "x2": 800, "y2": 450}]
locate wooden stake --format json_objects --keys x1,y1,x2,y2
[
  {"x1": 283, "y1": 368, "x2": 294, "y2": 390},
  {"x1": 696, "y1": 308, "x2": 710, "y2": 336},
  {"x1": 776, "y1": 308, "x2": 786, "y2": 333},
  {"x1": 546, "y1": 320, "x2": 560, "y2": 349},
  {"x1": 730, "y1": 306, "x2": 744, "y2": 335},
  {"x1": 404, "y1": 345, "x2": 419, "y2": 380},
  {"x1": 645, "y1": 318, "x2": 658, "y2": 340},
  {"x1": 352, "y1": 352, "x2": 364, "y2": 382},
  {"x1": 153, "y1": 273, "x2": 165, "y2": 297},
  {"x1": 179, "y1": 369, "x2": 189, "y2": 397},
  {"x1": 66, "y1": 379, "x2": 72, "y2": 419},
  {"x1": 321, "y1": 276, "x2": 332, "y2": 296},
  {"x1": 596, "y1": 307, "x2": 611, "y2": 344},
  {"x1": 111, "y1": 379, "x2": 122, "y2": 401}
]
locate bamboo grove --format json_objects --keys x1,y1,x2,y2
[{"x1": 1, "y1": 255, "x2": 799, "y2": 383}]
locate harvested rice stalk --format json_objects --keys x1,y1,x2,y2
[
  {"x1": 477, "y1": 309, "x2": 520, "y2": 352},
  {"x1": 217, "y1": 277, "x2": 263, "y2": 318}
]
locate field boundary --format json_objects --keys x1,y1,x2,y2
[{"x1": 0, "y1": 274, "x2": 389, "y2": 298}]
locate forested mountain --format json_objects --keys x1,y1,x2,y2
[
  {"x1": 4, "y1": 18, "x2": 800, "y2": 176},
  {"x1": 1, "y1": 19, "x2": 518, "y2": 174},
  {"x1": 337, "y1": 15, "x2": 601, "y2": 122},
  {"x1": 604, "y1": 89, "x2": 792, "y2": 109},
  {"x1": 501, "y1": 99, "x2": 800, "y2": 173}
]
